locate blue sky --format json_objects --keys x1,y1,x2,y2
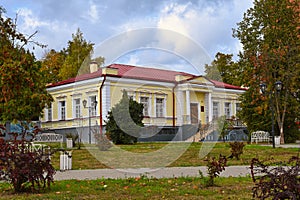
[{"x1": 1, "y1": 0, "x2": 253, "y2": 75}]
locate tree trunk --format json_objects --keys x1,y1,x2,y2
[{"x1": 279, "y1": 123, "x2": 285, "y2": 144}]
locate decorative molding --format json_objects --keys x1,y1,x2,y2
[{"x1": 56, "y1": 95, "x2": 67, "y2": 99}]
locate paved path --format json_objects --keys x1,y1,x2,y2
[
  {"x1": 54, "y1": 166, "x2": 251, "y2": 181},
  {"x1": 54, "y1": 144, "x2": 298, "y2": 181}
]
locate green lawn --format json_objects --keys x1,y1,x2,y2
[
  {"x1": 0, "y1": 142, "x2": 298, "y2": 199},
  {"x1": 49, "y1": 142, "x2": 299, "y2": 170},
  {"x1": 0, "y1": 176, "x2": 254, "y2": 199}
]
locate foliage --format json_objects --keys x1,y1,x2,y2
[
  {"x1": 205, "y1": 52, "x2": 242, "y2": 86},
  {"x1": 41, "y1": 49, "x2": 66, "y2": 83},
  {"x1": 41, "y1": 29, "x2": 105, "y2": 82},
  {"x1": 217, "y1": 116, "x2": 230, "y2": 142},
  {"x1": 233, "y1": 0, "x2": 300, "y2": 144},
  {"x1": 94, "y1": 133, "x2": 112, "y2": 151},
  {"x1": 228, "y1": 142, "x2": 245, "y2": 160},
  {"x1": 0, "y1": 126, "x2": 55, "y2": 193},
  {"x1": 250, "y1": 156, "x2": 300, "y2": 200},
  {"x1": 204, "y1": 154, "x2": 227, "y2": 186},
  {"x1": 57, "y1": 28, "x2": 105, "y2": 80},
  {"x1": 106, "y1": 90, "x2": 144, "y2": 144},
  {"x1": 0, "y1": 9, "x2": 53, "y2": 121}
]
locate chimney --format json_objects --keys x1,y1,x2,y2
[
  {"x1": 90, "y1": 61, "x2": 98, "y2": 73},
  {"x1": 102, "y1": 67, "x2": 118, "y2": 75}
]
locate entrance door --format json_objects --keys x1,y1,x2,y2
[{"x1": 190, "y1": 103, "x2": 199, "y2": 124}]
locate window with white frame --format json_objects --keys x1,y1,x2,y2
[
  {"x1": 224, "y1": 102, "x2": 231, "y2": 119},
  {"x1": 89, "y1": 95, "x2": 97, "y2": 116},
  {"x1": 59, "y1": 101, "x2": 66, "y2": 120},
  {"x1": 140, "y1": 97, "x2": 149, "y2": 116},
  {"x1": 74, "y1": 98, "x2": 81, "y2": 118},
  {"x1": 47, "y1": 104, "x2": 52, "y2": 121},
  {"x1": 212, "y1": 102, "x2": 219, "y2": 119},
  {"x1": 156, "y1": 98, "x2": 164, "y2": 117}
]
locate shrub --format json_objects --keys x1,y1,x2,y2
[
  {"x1": 250, "y1": 156, "x2": 300, "y2": 200},
  {"x1": 0, "y1": 126, "x2": 55, "y2": 193},
  {"x1": 94, "y1": 133, "x2": 112, "y2": 151},
  {"x1": 105, "y1": 90, "x2": 144, "y2": 144},
  {"x1": 204, "y1": 154, "x2": 227, "y2": 186},
  {"x1": 228, "y1": 141, "x2": 245, "y2": 160}
]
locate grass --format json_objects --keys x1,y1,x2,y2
[
  {"x1": 0, "y1": 176, "x2": 254, "y2": 199},
  {"x1": 48, "y1": 142, "x2": 299, "y2": 170},
  {"x1": 0, "y1": 142, "x2": 298, "y2": 199}
]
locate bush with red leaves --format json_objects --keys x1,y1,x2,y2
[
  {"x1": 250, "y1": 156, "x2": 300, "y2": 200},
  {"x1": 0, "y1": 125, "x2": 55, "y2": 193}
]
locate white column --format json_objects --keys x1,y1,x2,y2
[
  {"x1": 186, "y1": 90, "x2": 191, "y2": 124},
  {"x1": 150, "y1": 93, "x2": 153, "y2": 117},
  {"x1": 102, "y1": 82, "x2": 111, "y2": 122},
  {"x1": 176, "y1": 90, "x2": 184, "y2": 126},
  {"x1": 208, "y1": 92, "x2": 212, "y2": 122},
  {"x1": 205, "y1": 92, "x2": 212, "y2": 123}
]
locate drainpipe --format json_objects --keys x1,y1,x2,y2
[
  {"x1": 172, "y1": 82, "x2": 178, "y2": 127},
  {"x1": 99, "y1": 75, "x2": 106, "y2": 135}
]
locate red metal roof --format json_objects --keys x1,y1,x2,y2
[
  {"x1": 47, "y1": 63, "x2": 245, "y2": 91},
  {"x1": 108, "y1": 64, "x2": 195, "y2": 82},
  {"x1": 209, "y1": 80, "x2": 246, "y2": 90}
]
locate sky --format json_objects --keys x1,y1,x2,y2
[{"x1": 1, "y1": 0, "x2": 253, "y2": 75}]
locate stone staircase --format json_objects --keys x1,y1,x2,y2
[{"x1": 185, "y1": 119, "x2": 218, "y2": 142}]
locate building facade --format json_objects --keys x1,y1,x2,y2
[{"x1": 41, "y1": 64, "x2": 246, "y2": 143}]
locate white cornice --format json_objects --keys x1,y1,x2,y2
[{"x1": 47, "y1": 77, "x2": 103, "y2": 92}]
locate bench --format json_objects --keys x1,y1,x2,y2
[
  {"x1": 34, "y1": 133, "x2": 64, "y2": 143},
  {"x1": 251, "y1": 131, "x2": 270, "y2": 144}
]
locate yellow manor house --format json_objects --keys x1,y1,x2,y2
[{"x1": 41, "y1": 63, "x2": 246, "y2": 143}]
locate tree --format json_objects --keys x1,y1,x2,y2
[
  {"x1": 233, "y1": 0, "x2": 300, "y2": 144},
  {"x1": 42, "y1": 29, "x2": 105, "y2": 82},
  {"x1": 105, "y1": 91, "x2": 144, "y2": 144},
  {"x1": 205, "y1": 52, "x2": 241, "y2": 86},
  {"x1": 58, "y1": 28, "x2": 99, "y2": 80},
  {"x1": 0, "y1": 7, "x2": 52, "y2": 122},
  {"x1": 41, "y1": 49, "x2": 66, "y2": 83}
]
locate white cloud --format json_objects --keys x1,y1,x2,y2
[
  {"x1": 17, "y1": 8, "x2": 49, "y2": 32},
  {"x1": 82, "y1": 0, "x2": 101, "y2": 24},
  {"x1": 2, "y1": 0, "x2": 254, "y2": 67}
]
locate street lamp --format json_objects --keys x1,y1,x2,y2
[
  {"x1": 259, "y1": 81, "x2": 282, "y2": 148},
  {"x1": 82, "y1": 99, "x2": 98, "y2": 144}
]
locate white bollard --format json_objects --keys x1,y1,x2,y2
[
  {"x1": 60, "y1": 152, "x2": 68, "y2": 171},
  {"x1": 67, "y1": 151, "x2": 72, "y2": 170},
  {"x1": 66, "y1": 138, "x2": 73, "y2": 148}
]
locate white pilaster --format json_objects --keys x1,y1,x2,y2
[
  {"x1": 176, "y1": 90, "x2": 184, "y2": 126},
  {"x1": 102, "y1": 81, "x2": 111, "y2": 122},
  {"x1": 186, "y1": 90, "x2": 191, "y2": 124}
]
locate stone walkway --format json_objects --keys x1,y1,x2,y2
[
  {"x1": 54, "y1": 166, "x2": 251, "y2": 181},
  {"x1": 54, "y1": 143, "x2": 299, "y2": 181}
]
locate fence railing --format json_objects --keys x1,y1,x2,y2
[{"x1": 34, "y1": 133, "x2": 64, "y2": 143}]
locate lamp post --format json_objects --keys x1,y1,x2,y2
[
  {"x1": 82, "y1": 99, "x2": 98, "y2": 144},
  {"x1": 259, "y1": 81, "x2": 282, "y2": 148}
]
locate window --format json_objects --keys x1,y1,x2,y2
[
  {"x1": 213, "y1": 102, "x2": 219, "y2": 119},
  {"x1": 156, "y1": 98, "x2": 164, "y2": 117},
  {"x1": 74, "y1": 98, "x2": 81, "y2": 118},
  {"x1": 224, "y1": 102, "x2": 231, "y2": 119},
  {"x1": 59, "y1": 101, "x2": 66, "y2": 120},
  {"x1": 236, "y1": 103, "x2": 241, "y2": 114},
  {"x1": 89, "y1": 96, "x2": 97, "y2": 116},
  {"x1": 140, "y1": 97, "x2": 149, "y2": 116},
  {"x1": 47, "y1": 104, "x2": 52, "y2": 121}
]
